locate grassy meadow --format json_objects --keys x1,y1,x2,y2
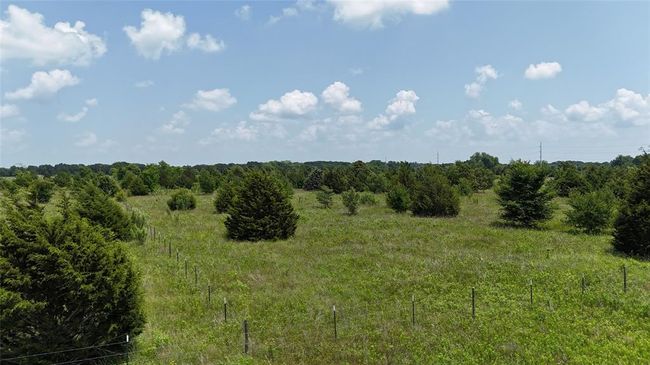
[{"x1": 124, "y1": 190, "x2": 649, "y2": 364}]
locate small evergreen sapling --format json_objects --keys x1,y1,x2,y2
[{"x1": 342, "y1": 188, "x2": 360, "y2": 215}]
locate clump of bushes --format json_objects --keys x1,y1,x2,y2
[
  {"x1": 341, "y1": 188, "x2": 360, "y2": 215},
  {"x1": 214, "y1": 183, "x2": 237, "y2": 213},
  {"x1": 359, "y1": 192, "x2": 378, "y2": 206},
  {"x1": 386, "y1": 184, "x2": 410, "y2": 213},
  {"x1": 28, "y1": 178, "x2": 55, "y2": 204},
  {"x1": 613, "y1": 156, "x2": 650, "y2": 256},
  {"x1": 225, "y1": 171, "x2": 298, "y2": 241},
  {"x1": 167, "y1": 189, "x2": 197, "y2": 211},
  {"x1": 566, "y1": 190, "x2": 615, "y2": 234},
  {"x1": 410, "y1": 168, "x2": 460, "y2": 217},
  {"x1": 303, "y1": 168, "x2": 323, "y2": 191},
  {"x1": 496, "y1": 161, "x2": 554, "y2": 227},
  {"x1": 316, "y1": 186, "x2": 334, "y2": 208}
]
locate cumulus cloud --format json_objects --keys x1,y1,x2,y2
[
  {"x1": 75, "y1": 131, "x2": 97, "y2": 146},
  {"x1": 5, "y1": 69, "x2": 79, "y2": 100},
  {"x1": 0, "y1": 104, "x2": 20, "y2": 119},
  {"x1": 235, "y1": 5, "x2": 252, "y2": 20},
  {"x1": 464, "y1": 65, "x2": 498, "y2": 98},
  {"x1": 250, "y1": 89, "x2": 318, "y2": 121},
  {"x1": 124, "y1": 9, "x2": 224, "y2": 59},
  {"x1": 329, "y1": 0, "x2": 449, "y2": 29},
  {"x1": 564, "y1": 88, "x2": 650, "y2": 125},
  {"x1": 202, "y1": 120, "x2": 258, "y2": 143},
  {"x1": 57, "y1": 98, "x2": 98, "y2": 123},
  {"x1": 525, "y1": 62, "x2": 562, "y2": 80},
  {"x1": 85, "y1": 98, "x2": 98, "y2": 107},
  {"x1": 509, "y1": 99, "x2": 523, "y2": 110},
  {"x1": 0, "y1": 5, "x2": 106, "y2": 66},
  {"x1": 161, "y1": 110, "x2": 190, "y2": 134},
  {"x1": 183, "y1": 88, "x2": 237, "y2": 112},
  {"x1": 321, "y1": 81, "x2": 362, "y2": 113},
  {"x1": 368, "y1": 90, "x2": 419, "y2": 130}
]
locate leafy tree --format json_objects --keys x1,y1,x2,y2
[
  {"x1": 198, "y1": 170, "x2": 217, "y2": 194},
  {"x1": 225, "y1": 171, "x2": 298, "y2": 241},
  {"x1": 0, "y1": 201, "x2": 145, "y2": 364},
  {"x1": 14, "y1": 170, "x2": 36, "y2": 187},
  {"x1": 566, "y1": 190, "x2": 615, "y2": 234},
  {"x1": 167, "y1": 189, "x2": 197, "y2": 210},
  {"x1": 396, "y1": 162, "x2": 416, "y2": 193},
  {"x1": 214, "y1": 182, "x2": 237, "y2": 213},
  {"x1": 158, "y1": 161, "x2": 178, "y2": 188},
  {"x1": 303, "y1": 168, "x2": 323, "y2": 190},
  {"x1": 122, "y1": 171, "x2": 149, "y2": 196},
  {"x1": 386, "y1": 184, "x2": 411, "y2": 213},
  {"x1": 496, "y1": 161, "x2": 554, "y2": 227},
  {"x1": 322, "y1": 168, "x2": 349, "y2": 194},
  {"x1": 141, "y1": 165, "x2": 160, "y2": 192},
  {"x1": 457, "y1": 177, "x2": 474, "y2": 196},
  {"x1": 28, "y1": 179, "x2": 55, "y2": 204},
  {"x1": 348, "y1": 160, "x2": 370, "y2": 191},
  {"x1": 410, "y1": 167, "x2": 460, "y2": 217},
  {"x1": 552, "y1": 162, "x2": 587, "y2": 197},
  {"x1": 97, "y1": 174, "x2": 120, "y2": 197},
  {"x1": 176, "y1": 167, "x2": 196, "y2": 189},
  {"x1": 341, "y1": 188, "x2": 360, "y2": 215},
  {"x1": 613, "y1": 156, "x2": 650, "y2": 256},
  {"x1": 366, "y1": 172, "x2": 388, "y2": 193},
  {"x1": 316, "y1": 186, "x2": 334, "y2": 208},
  {"x1": 53, "y1": 171, "x2": 72, "y2": 187},
  {"x1": 469, "y1": 152, "x2": 500, "y2": 172},
  {"x1": 76, "y1": 183, "x2": 134, "y2": 241}
]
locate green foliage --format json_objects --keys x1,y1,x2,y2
[
  {"x1": 97, "y1": 174, "x2": 120, "y2": 197},
  {"x1": 14, "y1": 170, "x2": 36, "y2": 187},
  {"x1": 129, "y1": 208, "x2": 148, "y2": 244},
  {"x1": 198, "y1": 170, "x2": 217, "y2": 194},
  {"x1": 386, "y1": 184, "x2": 411, "y2": 213},
  {"x1": 347, "y1": 160, "x2": 370, "y2": 191},
  {"x1": 457, "y1": 177, "x2": 474, "y2": 196},
  {"x1": 214, "y1": 182, "x2": 237, "y2": 213},
  {"x1": 0, "y1": 201, "x2": 145, "y2": 363},
  {"x1": 613, "y1": 156, "x2": 650, "y2": 256},
  {"x1": 0, "y1": 178, "x2": 19, "y2": 195},
  {"x1": 410, "y1": 167, "x2": 460, "y2": 217},
  {"x1": 76, "y1": 183, "x2": 134, "y2": 241},
  {"x1": 316, "y1": 186, "x2": 334, "y2": 208},
  {"x1": 53, "y1": 171, "x2": 72, "y2": 187},
  {"x1": 552, "y1": 163, "x2": 588, "y2": 197},
  {"x1": 469, "y1": 152, "x2": 500, "y2": 172},
  {"x1": 566, "y1": 190, "x2": 615, "y2": 234},
  {"x1": 496, "y1": 161, "x2": 554, "y2": 227},
  {"x1": 366, "y1": 172, "x2": 388, "y2": 193},
  {"x1": 359, "y1": 192, "x2": 378, "y2": 205},
  {"x1": 303, "y1": 168, "x2": 323, "y2": 190},
  {"x1": 322, "y1": 168, "x2": 349, "y2": 194},
  {"x1": 122, "y1": 171, "x2": 149, "y2": 196},
  {"x1": 225, "y1": 171, "x2": 298, "y2": 241},
  {"x1": 167, "y1": 189, "x2": 197, "y2": 211},
  {"x1": 341, "y1": 188, "x2": 360, "y2": 215},
  {"x1": 28, "y1": 179, "x2": 55, "y2": 203}
]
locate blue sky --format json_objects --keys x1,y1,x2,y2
[{"x1": 1, "y1": 0, "x2": 648, "y2": 166}]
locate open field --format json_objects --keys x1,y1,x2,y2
[{"x1": 125, "y1": 190, "x2": 649, "y2": 364}]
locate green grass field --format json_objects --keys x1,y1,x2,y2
[{"x1": 125, "y1": 190, "x2": 649, "y2": 364}]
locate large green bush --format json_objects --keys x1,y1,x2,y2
[
  {"x1": 566, "y1": 190, "x2": 615, "y2": 234},
  {"x1": 167, "y1": 189, "x2": 197, "y2": 211},
  {"x1": 0, "y1": 201, "x2": 145, "y2": 363},
  {"x1": 386, "y1": 184, "x2": 411, "y2": 213},
  {"x1": 214, "y1": 182, "x2": 237, "y2": 213},
  {"x1": 496, "y1": 161, "x2": 554, "y2": 227},
  {"x1": 613, "y1": 156, "x2": 650, "y2": 256},
  {"x1": 76, "y1": 183, "x2": 134, "y2": 241},
  {"x1": 410, "y1": 167, "x2": 460, "y2": 217},
  {"x1": 225, "y1": 171, "x2": 298, "y2": 241}
]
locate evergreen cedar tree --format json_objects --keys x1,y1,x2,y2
[
  {"x1": 214, "y1": 182, "x2": 237, "y2": 213},
  {"x1": 303, "y1": 168, "x2": 323, "y2": 190},
  {"x1": 76, "y1": 182, "x2": 135, "y2": 241},
  {"x1": 167, "y1": 188, "x2": 197, "y2": 210},
  {"x1": 410, "y1": 167, "x2": 460, "y2": 217},
  {"x1": 341, "y1": 188, "x2": 360, "y2": 215},
  {"x1": 386, "y1": 184, "x2": 411, "y2": 213},
  {"x1": 225, "y1": 171, "x2": 298, "y2": 241},
  {"x1": 496, "y1": 161, "x2": 554, "y2": 227},
  {"x1": 613, "y1": 155, "x2": 650, "y2": 256},
  {"x1": 566, "y1": 190, "x2": 614, "y2": 234},
  {"x1": 0, "y1": 200, "x2": 145, "y2": 363},
  {"x1": 316, "y1": 186, "x2": 334, "y2": 208}
]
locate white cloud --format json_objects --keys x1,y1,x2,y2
[
  {"x1": 329, "y1": 0, "x2": 449, "y2": 29},
  {"x1": 186, "y1": 33, "x2": 225, "y2": 53},
  {"x1": 565, "y1": 101, "x2": 606, "y2": 122},
  {"x1": 235, "y1": 5, "x2": 252, "y2": 20},
  {"x1": 161, "y1": 111, "x2": 190, "y2": 134},
  {"x1": 0, "y1": 5, "x2": 106, "y2": 66},
  {"x1": 464, "y1": 65, "x2": 498, "y2": 98},
  {"x1": 85, "y1": 98, "x2": 98, "y2": 107},
  {"x1": 322, "y1": 81, "x2": 362, "y2": 113},
  {"x1": 124, "y1": 9, "x2": 186, "y2": 59},
  {"x1": 564, "y1": 89, "x2": 650, "y2": 126},
  {"x1": 5, "y1": 69, "x2": 79, "y2": 100},
  {"x1": 368, "y1": 89, "x2": 419, "y2": 130},
  {"x1": 183, "y1": 88, "x2": 237, "y2": 112},
  {"x1": 250, "y1": 89, "x2": 318, "y2": 121},
  {"x1": 58, "y1": 107, "x2": 88, "y2": 122},
  {"x1": 0, "y1": 104, "x2": 20, "y2": 119},
  {"x1": 135, "y1": 80, "x2": 155, "y2": 88},
  {"x1": 525, "y1": 62, "x2": 562, "y2": 80},
  {"x1": 509, "y1": 99, "x2": 523, "y2": 111},
  {"x1": 203, "y1": 120, "x2": 258, "y2": 143},
  {"x1": 75, "y1": 131, "x2": 97, "y2": 146},
  {"x1": 297, "y1": 124, "x2": 328, "y2": 142}
]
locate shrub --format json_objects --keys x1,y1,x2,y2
[
  {"x1": 198, "y1": 170, "x2": 217, "y2": 194},
  {"x1": 76, "y1": 183, "x2": 134, "y2": 241},
  {"x1": 552, "y1": 163, "x2": 588, "y2": 197},
  {"x1": 14, "y1": 170, "x2": 36, "y2": 187},
  {"x1": 566, "y1": 190, "x2": 615, "y2": 234},
  {"x1": 129, "y1": 208, "x2": 148, "y2": 244},
  {"x1": 613, "y1": 156, "x2": 650, "y2": 256},
  {"x1": 28, "y1": 179, "x2": 55, "y2": 203},
  {"x1": 322, "y1": 168, "x2": 349, "y2": 194},
  {"x1": 97, "y1": 174, "x2": 120, "y2": 197},
  {"x1": 386, "y1": 184, "x2": 411, "y2": 213},
  {"x1": 303, "y1": 168, "x2": 323, "y2": 190},
  {"x1": 496, "y1": 161, "x2": 554, "y2": 227},
  {"x1": 457, "y1": 178, "x2": 474, "y2": 196},
  {"x1": 214, "y1": 182, "x2": 236, "y2": 213},
  {"x1": 341, "y1": 188, "x2": 360, "y2": 215},
  {"x1": 167, "y1": 189, "x2": 197, "y2": 211},
  {"x1": 225, "y1": 171, "x2": 298, "y2": 241},
  {"x1": 122, "y1": 171, "x2": 149, "y2": 196},
  {"x1": 316, "y1": 186, "x2": 334, "y2": 208},
  {"x1": 359, "y1": 192, "x2": 378, "y2": 205},
  {"x1": 0, "y1": 202, "x2": 145, "y2": 363},
  {"x1": 411, "y1": 168, "x2": 460, "y2": 217}
]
